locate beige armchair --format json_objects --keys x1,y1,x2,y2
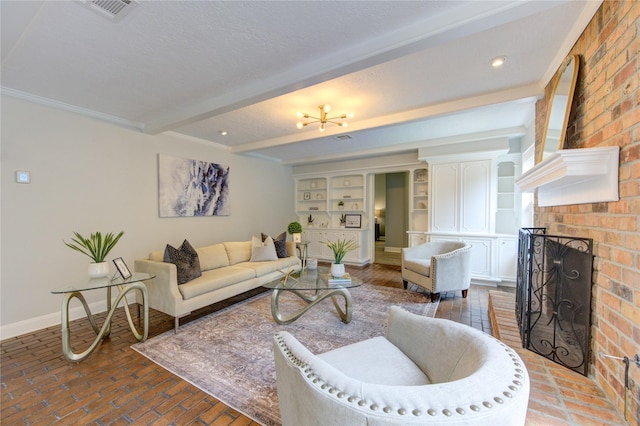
[
  {"x1": 402, "y1": 241, "x2": 472, "y2": 302},
  {"x1": 273, "y1": 306, "x2": 530, "y2": 425}
]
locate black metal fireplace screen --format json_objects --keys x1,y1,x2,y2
[{"x1": 516, "y1": 228, "x2": 594, "y2": 376}]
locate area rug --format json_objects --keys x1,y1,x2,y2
[{"x1": 132, "y1": 284, "x2": 437, "y2": 426}]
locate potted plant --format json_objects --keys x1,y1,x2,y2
[
  {"x1": 64, "y1": 231, "x2": 124, "y2": 278},
  {"x1": 323, "y1": 238, "x2": 359, "y2": 277},
  {"x1": 339, "y1": 214, "x2": 347, "y2": 227},
  {"x1": 307, "y1": 214, "x2": 315, "y2": 227},
  {"x1": 338, "y1": 200, "x2": 344, "y2": 211},
  {"x1": 287, "y1": 221, "x2": 303, "y2": 243}
]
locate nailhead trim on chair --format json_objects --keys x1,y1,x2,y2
[{"x1": 275, "y1": 333, "x2": 527, "y2": 419}]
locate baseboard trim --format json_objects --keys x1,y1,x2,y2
[{"x1": 1, "y1": 296, "x2": 128, "y2": 341}]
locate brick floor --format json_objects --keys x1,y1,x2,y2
[
  {"x1": 489, "y1": 290, "x2": 626, "y2": 425},
  {"x1": 0, "y1": 263, "x2": 628, "y2": 424}
]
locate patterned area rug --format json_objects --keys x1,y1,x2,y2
[{"x1": 132, "y1": 283, "x2": 438, "y2": 426}]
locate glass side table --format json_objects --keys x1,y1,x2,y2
[{"x1": 51, "y1": 272, "x2": 155, "y2": 362}]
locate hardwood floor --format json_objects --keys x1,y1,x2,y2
[{"x1": 1, "y1": 263, "x2": 623, "y2": 425}]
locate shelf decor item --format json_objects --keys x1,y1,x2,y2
[
  {"x1": 323, "y1": 238, "x2": 359, "y2": 277},
  {"x1": 338, "y1": 200, "x2": 344, "y2": 210},
  {"x1": 307, "y1": 214, "x2": 315, "y2": 227},
  {"x1": 287, "y1": 221, "x2": 303, "y2": 243},
  {"x1": 64, "y1": 231, "x2": 124, "y2": 278},
  {"x1": 344, "y1": 214, "x2": 362, "y2": 228},
  {"x1": 339, "y1": 214, "x2": 347, "y2": 227}
]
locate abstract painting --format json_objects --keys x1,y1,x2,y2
[{"x1": 158, "y1": 154, "x2": 230, "y2": 217}]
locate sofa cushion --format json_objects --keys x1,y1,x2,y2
[
  {"x1": 237, "y1": 256, "x2": 300, "y2": 276},
  {"x1": 318, "y1": 336, "x2": 431, "y2": 386},
  {"x1": 178, "y1": 266, "x2": 256, "y2": 300},
  {"x1": 403, "y1": 258, "x2": 431, "y2": 276},
  {"x1": 250, "y1": 235, "x2": 278, "y2": 262},
  {"x1": 224, "y1": 241, "x2": 252, "y2": 265},
  {"x1": 149, "y1": 249, "x2": 164, "y2": 262},
  {"x1": 163, "y1": 239, "x2": 202, "y2": 285},
  {"x1": 196, "y1": 243, "x2": 230, "y2": 271},
  {"x1": 262, "y1": 232, "x2": 288, "y2": 258}
]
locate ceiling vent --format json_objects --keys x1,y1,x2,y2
[
  {"x1": 335, "y1": 135, "x2": 352, "y2": 140},
  {"x1": 82, "y1": 0, "x2": 138, "y2": 22}
]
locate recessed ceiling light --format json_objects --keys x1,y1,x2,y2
[
  {"x1": 219, "y1": 131, "x2": 228, "y2": 136},
  {"x1": 490, "y1": 56, "x2": 507, "y2": 68}
]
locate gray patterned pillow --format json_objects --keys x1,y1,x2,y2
[
  {"x1": 163, "y1": 239, "x2": 202, "y2": 284},
  {"x1": 262, "y1": 231, "x2": 288, "y2": 258}
]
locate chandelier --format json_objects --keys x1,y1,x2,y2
[{"x1": 296, "y1": 104, "x2": 353, "y2": 132}]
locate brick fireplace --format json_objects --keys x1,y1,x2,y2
[{"x1": 533, "y1": 1, "x2": 639, "y2": 423}]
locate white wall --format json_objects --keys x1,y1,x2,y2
[{"x1": 1, "y1": 96, "x2": 296, "y2": 337}]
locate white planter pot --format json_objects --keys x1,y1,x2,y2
[
  {"x1": 88, "y1": 262, "x2": 109, "y2": 278},
  {"x1": 330, "y1": 263, "x2": 345, "y2": 277}
]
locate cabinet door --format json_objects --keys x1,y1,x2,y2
[
  {"x1": 464, "y1": 236, "x2": 493, "y2": 279},
  {"x1": 430, "y1": 164, "x2": 459, "y2": 232},
  {"x1": 460, "y1": 161, "x2": 491, "y2": 234},
  {"x1": 323, "y1": 229, "x2": 343, "y2": 260},
  {"x1": 499, "y1": 237, "x2": 518, "y2": 281},
  {"x1": 304, "y1": 230, "x2": 325, "y2": 259},
  {"x1": 408, "y1": 232, "x2": 426, "y2": 247},
  {"x1": 340, "y1": 230, "x2": 361, "y2": 262}
]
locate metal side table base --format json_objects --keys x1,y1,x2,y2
[{"x1": 61, "y1": 281, "x2": 148, "y2": 362}]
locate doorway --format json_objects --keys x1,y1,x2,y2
[{"x1": 373, "y1": 172, "x2": 408, "y2": 266}]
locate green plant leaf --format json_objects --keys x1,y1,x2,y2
[
  {"x1": 64, "y1": 231, "x2": 124, "y2": 262},
  {"x1": 322, "y1": 238, "x2": 359, "y2": 264}
]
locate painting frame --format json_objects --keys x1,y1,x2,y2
[
  {"x1": 344, "y1": 214, "x2": 362, "y2": 228},
  {"x1": 158, "y1": 154, "x2": 230, "y2": 217}
]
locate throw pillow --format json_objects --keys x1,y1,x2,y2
[
  {"x1": 163, "y1": 239, "x2": 202, "y2": 285},
  {"x1": 251, "y1": 235, "x2": 278, "y2": 262},
  {"x1": 262, "y1": 231, "x2": 288, "y2": 258}
]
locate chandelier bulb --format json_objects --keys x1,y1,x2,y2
[
  {"x1": 341, "y1": 122, "x2": 348, "y2": 128},
  {"x1": 319, "y1": 124, "x2": 325, "y2": 132},
  {"x1": 296, "y1": 112, "x2": 304, "y2": 118},
  {"x1": 296, "y1": 122, "x2": 304, "y2": 129},
  {"x1": 323, "y1": 104, "x2": 331, "y2": 113}
]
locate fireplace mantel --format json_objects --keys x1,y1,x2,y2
[{"x1": 515, "y1": 146, "x2": 619, "y2": 207}]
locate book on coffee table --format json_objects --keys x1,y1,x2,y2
[{"x1": 328, "y1": 273, "x2": 352, "y2": 285}]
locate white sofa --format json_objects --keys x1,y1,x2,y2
[
  {"x1": 135, "y1": 240, "x2": 301, "y2": 332},
  {"x1": 274, "y1": 306, "x2": 530, "y2": 425}
]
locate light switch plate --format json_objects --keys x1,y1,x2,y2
[{"x1": 16, "y1": 170, "x2": 31, "y2": 184}]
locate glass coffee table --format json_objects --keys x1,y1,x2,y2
[
  {"x1": 263, "y1": 266, "x2": 362, "y2": 325},
  {"x1": 51, "y1": 272, "x2": 154, "y2": 362}
]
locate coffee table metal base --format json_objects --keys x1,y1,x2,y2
[
  {"x1": 61, "y1": 282, "x2": 148, "y2": 362},
  {"x1": 271, "y1": 286, "x2": 352, "y2": 325}
]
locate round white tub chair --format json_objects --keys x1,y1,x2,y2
[{"x1": 273, "y1": 306, "x2": 529, "y2": 425}]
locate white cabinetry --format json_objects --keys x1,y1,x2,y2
[
  {"x1": 302, "y1": 228, "x2": 369, "y2": 265},
  {"x1": 430, "y1": 160, "x2": 492, "y2": 234},
  {"x1": 425, "y1": 156, "x2": 519, "y2": 284},
  {"x1": 296, "y1": 177, "x2": 328, "y2": 226},
  {"x1": 407, "y1": 231, "x2": 426, "y2": 248},
  {"x1": 411, "y1": 168, "x2": 428, "y2": 226},
  {"x1": 498, "y1": 236, "x2": 518, "y2": 283}
]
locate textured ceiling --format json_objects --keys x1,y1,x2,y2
[{"x1": 1, "y1": 0, "x2": 601, "y2": 165}]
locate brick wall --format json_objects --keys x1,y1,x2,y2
[{"x1": 534, "y1": 1, "x2": 639, "y2": 424}]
